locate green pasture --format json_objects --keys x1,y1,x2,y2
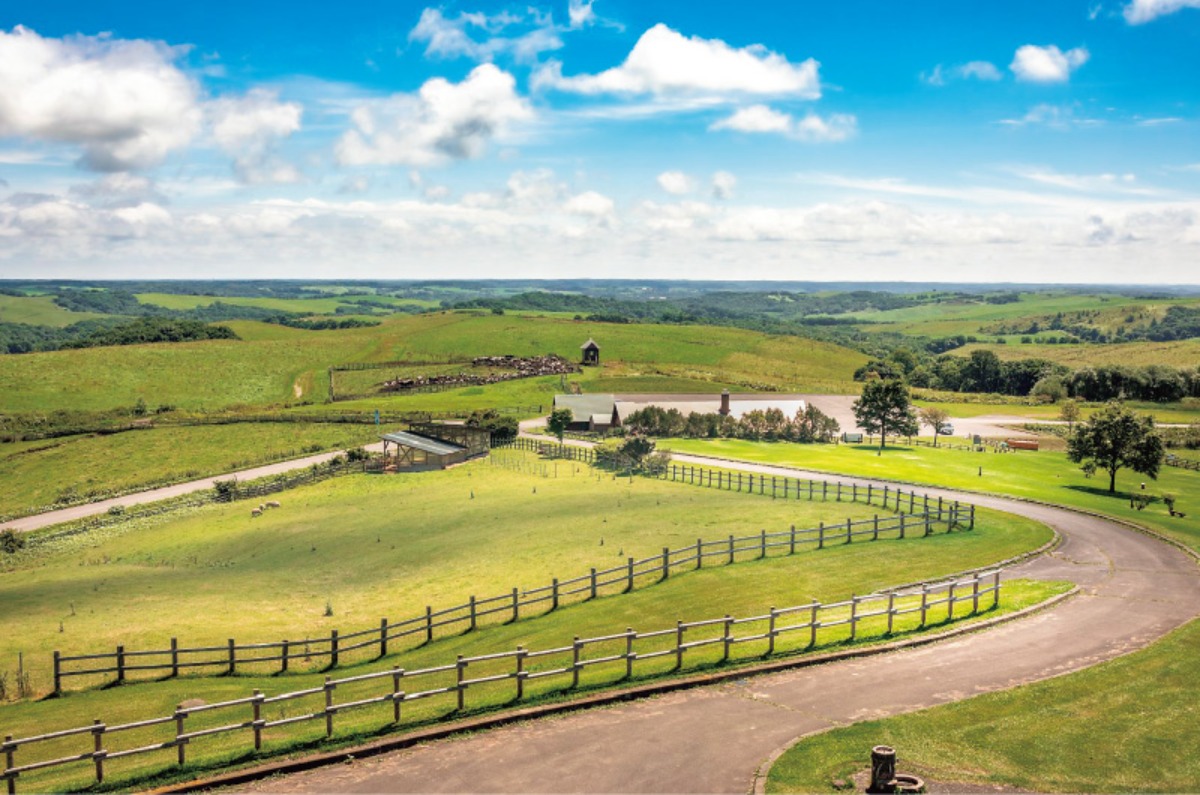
[
  {"x1": 133, "y1": 293, "x2": 353, "y2": 315},
  {"x1": 911, "y1": 396, "x2": 1200, "y2": 425},
  {"x1": 0, "y1": 456, "x2": 1055, "y2": 791},
  {"x1": 0, "y1": 312, "x2": 866, "y2": 413},
  {"x1": 660, "y1": 439, "x2": 1200, "y2": 552},
  {"x1": 952, "y1": 339, "x2": 1200, "y2": 368},
  {"x1": 0, "y1": 423, "x2": 383, "y2": 519},
  {"x1": 0, "y1": 295, "x2": 111, "y2": 327},
  {"x1": 767, "y1": 616, "x2": 1200, "y2": 793}
]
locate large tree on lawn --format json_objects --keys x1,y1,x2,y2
[
  {"x1": 1066, "y1": 401, "x2": 1164, "y2": 494},
  {"x1": 852, "y1": 379, "x2": 919, "y2": 449}
]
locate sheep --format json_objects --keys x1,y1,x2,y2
[
  {"x1": 266, "y1": 500, "x2": 281, "y2": 509},
  {"x1": 251, "y1": 508, "x2": 262, "y2": 517}
]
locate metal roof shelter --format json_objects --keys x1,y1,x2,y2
[{"x1": 379, "y1": 430, "x2": 470, "y2": 471}]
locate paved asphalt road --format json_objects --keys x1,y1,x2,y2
[{"x1": 235, "y1": 456, "x2": 1200, "y2": 794}]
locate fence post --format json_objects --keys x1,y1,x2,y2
[
  {"x1": 324, "y1": 677, "x2": 335, "y2": 736},
  {"x1": 116, "y1": 645, "x2": 125, "y2": 684},
  {"x1": 789, "y1": 525, "x2": 796, "y2": 555},
  {"x1": 809, "y1": 602, "x2": 820, "y2": 647},
  {"x1": 808, "y1": 480, "x2": 814, "y2": 500},
  {"x1": 818, "y1": 522, "x2": 825, "y2": 549},
  {"x1": 392, "y1": 667, "x2": 404, "y2": 723},
  {"x1": 925, "y1": 506, "x2": 933, "y2": 536},
  {"x1": 845, "y1": 517, "x2": 852, "y2": 544},
  {"x1": 330, "y1": 630, "x2": 339, "y2": 669},
  {"x1": 590, "y1": 569, "x2": 598, "y2": 600},
  {"x1": 837, "y1": 482, "x2": 842, "y2": 502},
  {"x1": 886, "y1": 592, "x2": 896, "y2": 634},
  {"x1": 380, "y1": 618, "x2": 389, "y2": 657},
  {"x1": 425, "y1": 606, "x2": 434, "y2": 644},
  {"x1": 456, "y1": 656, "x2": 466, "y2": 710},
  {"x1": 174, "y1": 709, "x2": 186, "y2": 765},
  {"x1": 972, "y1": 575, "x2": 981, "y2": 614},
  {"x1": 674, "y1": 621, "x2": 685, "y2": 671},
  {"x1": 469, "y1": 596, "x2": 477, "y2": 631},
  {"x1": 53, "y1": 651, "x2": 61, "y2": 695},
  {"x1": 760, "y1": 529, "x2": 767, "y2": 559},
  {"x1": 281, "y1": 639, "x2": 289, "y2": 674},
  {"x1": 852, "y1": 483, "x2": 857, "y2": 503},
  {"x1": 883, "y1": 485, "x2": 888, "y2": 508},
  {"x1": 552, "y1": 579, "x2": 560, "y2": 610},
  {"x1": 171, "y1": 637, "x2": 179, "y2": 678},
  {"x1": 625, "y1": 629, "x2": 635, "y2": 679},
  {"x1": 938, "y1": 496, "x2": 944, "y2": 525},
  {"x1": 625, "y1": 559, "x2": 634, "y2": 593},
  {"x1": 696, "y1": 538, "x2": 703, "y2": 570},
  {"x1": 994, "y1": 571, "x2": 1002, "y2": 608},
  {"x1": 867, "y1": 483, "x2": 872, "y2": 504},
  {"x1": 822, "y1": 481, "x2": 828, "y2": 501},
  {"x1": 970, "y1": 504, "x2": 976, "y2": 531},
  {"x1": 899, "y1": 513, "x2": 906, "y2": 539},
  {"x1": 92, "y1": 719, "x2": 105, "y2": 784},
  {"x1": 252, "y1": 690, "x2": 264, "y2": 751},
  {"x1": 873, "y1": 515, "x2": 879, "y2": 541},
  {"x1": 572, "y1": 638, "x2": 582, "y2": 688},
  {"x1": 910, "y1": 491, "x2": 915, "y2": 513},
  {"x1": 849, "y1": 596, "x2": 858, "y2": 641},
  {"x1": 949, "y1": 582, "x2": 957, "y2": 620},
  {"x1": 920, "y1": 583, "x2": 929, "y2": 627},
  {"x1": 767, "y1": 608, "x2": 777, "y2": 656},
  {"x1": 728, "y1": 534, "x2": 735, "y2": 564},
  {"x1": 723, "y1": 616, "x2": 733, "y2": 662},
  {"x1": 511, "y1": 588, "x2": 519, "y2": 623},
  {"x1": 662, "y1": 547, "x2": 670, "y2": 580}
]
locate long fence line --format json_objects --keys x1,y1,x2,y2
[
  {"x1": 1165, "y1": 453, "x2": 1200, "y2": 472},
  {"x1": 51, "y1": 452, "x2": 973, "y2": 693},
  {"x1": 4, "y1": 570, "x2": 1002, "y2": 794}
]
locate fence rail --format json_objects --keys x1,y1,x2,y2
[
  {"x1": 51, "y1": 451, "x2": 974, "y2": 692},
  {"x1": 6, "y1": 570, "x2": 1002, "y2": 794},
  {"x1": 1165, "y1": 454, "x2": 1200, "y2": 472}
]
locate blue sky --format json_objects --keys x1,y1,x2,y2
[{"x1": 1, "y1": 0, "x2": 1198, "y2": 283}]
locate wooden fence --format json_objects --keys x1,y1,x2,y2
[
  {"x1": 5, "y1": 570, "x2": 1001, "y2": 794},
  {"x1": 1165, "y1": 454, "x2": 1200, "y2": 472},
  {"x1": 50, "y1": 468, "x2": 972, "y2": 693}
]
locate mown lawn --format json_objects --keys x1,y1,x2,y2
[
  {"x1": 767, "y1": 617, "x2": 1200, "y2": 794},
  {"x1": 0, "y1": 456, "x2": 1055, "y2": 792},
  {"x1": 661, "y1": 439, "x2": 1200, "y2": 552},
  {"x1": 0, "y1": 423, "x2": 384, "y2": 519}
]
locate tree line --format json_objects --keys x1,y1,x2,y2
[{"x1": 621, "y1": 404, "x2": 841, "y2": 443}]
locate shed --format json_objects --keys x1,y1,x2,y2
[
  {"x1": 378, "y1": 431, "x2": 469, "y2": 471},
  {"x1": 553, "y1": 394, "x2": 617, "y2": 431},
  {"x1": 580, "y1": 338, "x2": 600, "y2": 366}
]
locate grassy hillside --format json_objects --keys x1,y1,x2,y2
[
  {"x1": 0, "y1": 312, "x2": 867, "y2": 413},
  {"x1": 0, "y1": 423, "x2": 384, "y2": 519},
  {"x1": 0, "y1": 294, "x2": 110, "y2": 327},
  {"x1": 0, "y1": 457, "x2": 1053, "y2": 791},
  {"x1": 952, "y1": 339, "x2": 1200, "y2": 368}
]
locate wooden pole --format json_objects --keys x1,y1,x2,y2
[
  {"x1": 626, "y1": 559, "x2": 634, "y2": 593},
  {"x1": 330, "y1": 630, "x2": 339, "y2": 669},
  {"x1": 116, "y1": 645, "x2": 125, "y2": 684},
  {"x1": 52, "y1": 651, "x2": 60, "y2": 696},
  {"x1": 809, "y1": 602, "x2": 819, "y2": 647},
  {"x1": 552, "y1": 579, "x2": 560, "y2": 610},
  {"x1": 425, "y1": 606, "x2": 433, "y2": 644},
  {"x1": 789, "y1": 525, "x2": 796, "y2": 555},
  {"x1": 662, "y1": 547, "x2": 670, "y2": 580},
  {"x1": 625, "y1": 629, "x2": 635, "y2": 679},
  {"x1": 886, "y1": 592, "x2": 895, "y2": 634},
  {"x1": 571, "y1": 638, "x2": 581, "y2": 688},
  {"x1": 281, "y1": 640, "x2": 289, "y2": 674},
  {"x1": 845, "y1": 517, "x2": 852, "y2": 544},
  {"x1": 920, "y1": 583, "x2": 928, "y2": 627},
  {"x1": 171, "y1": 637, "x2": 179, "y2": 678},
  {"x1": 674, "y1": 621, "x2": 685, "y2": 671},
  {"x1": 324, "y1": 677, "x2": 334, "y2": 736},
  {"x1": 696, "y1": 538, "x2": 703, "y2": 570},
  {"x1": 722, "y1": 616, "x2": 733, "y2": 662},
  {"x1": 174, "y1": 710, "x2": 186, "y2": 765},
  {"x1": 456, "y1": 656, "x2": 466, "y2": 711},
  {"x1": 392, "y1": 667, "x2": 404, "y2": 723},
  {"x1": 380, "y1": 618, "x2": 389, "y2": 657},
  {"x1": 516, "y1": 648, "x2": 526, "y2": 700},
  {"x1": 818, "y1": 522, "x2": 825, "y2": 549},
  {"x1": 767, "y1": 608, "x2": 777, "y2": 656},
  {"x1": 760, "y1": 529, "x2": 767, "y2": 559},
  {"x1": 252, "y1": 690, "x2": 264, "y2": 751},
  {"x1": 873, "y1": 514, "x2": 879, "y2": 541},
  {"x1": 590, "y1": 569, "x2": 598, "y2": 600},
  {"x1": 469, "y1": 596, "x2": 477, "y2": 631},
  {"x1": 92, "y1": 719, "x2": 105, "y2": 784},
  {"x1": 511, "y1": 588, "x2": 519, "y2": 623}
]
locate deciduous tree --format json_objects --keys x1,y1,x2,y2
[
  {"x1": 1066, "y1": 401, "x2": 1164, "y2": 494},
  {"x1": 853, "y1": 380, "x2": 919, "y2": 450},
  {"x1": 918, "y1": 406, "x2": 951, "y2": 447}
]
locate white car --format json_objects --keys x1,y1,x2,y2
[{"x1": 938, "y1": 423, "x2": 955, "y2": 435}]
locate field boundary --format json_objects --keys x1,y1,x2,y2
[
  {"x1": 4, "y1": 570, "x2": 1007, "y2": 794},
  {"x1": 51, "y1": 455, "x2": 974, "y2": 691}
]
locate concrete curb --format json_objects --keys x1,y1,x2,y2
[{"x1": 147, "y1": 588, "x2": 1080, "y2": 794}]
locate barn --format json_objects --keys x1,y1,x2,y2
[{"x1": 376, "y1": 424, "x2": 491, "y2": 472}]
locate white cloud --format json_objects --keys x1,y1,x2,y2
[
  {"x1": 1010, "y1": 44, "x2": 1090, "y2": 83},
  {"x1": 409, "y1": 8, "x2": 564, "y2": 64},
  {"x1": 0, "y1": 25, "x2": 201, "y2": 171},
  {"x1": 656, "y1": 170, "x2": 695, "y2": 195},
  {"x1": 1124, "y1": 0, "x2": 1200, "y2": 23},
  {"x1": 923, "y1": 61, "x2": 1002, "y2": 86},
  {"x1": 710, "y1": 105, "x2": 857, "y2": 142},
  {"x1": 335, "y1": 64, "x2": 532, "y2": 167},
  {"x1": 998, "y1": 103, "x2": 1103, "y2": 129},
  {"x1": 69, "y1": 174, "x2": 167, "y2": 208},
  {"x1": 712, "y1": 171, "x2": 736, "y2": 200},
  {"x1": 208, "y1": 89, "x2": 303, "y2": 184},
  {"x1": 534, "y1": 24, "x2": 819, "y2": 99},
  {"x1": 568, "y1": 0, "x2": 596, "y2": 28},
  {"x1": 564, "y1": 190, "x2": 614, "y2": 219}
]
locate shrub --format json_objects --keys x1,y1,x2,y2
[{"x1": 0, "y1": 530, "x2": 25, "y2": 554}]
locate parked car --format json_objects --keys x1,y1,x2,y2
[{"x1": 938, "y1": 423, "x2": 955, "y2": 435}]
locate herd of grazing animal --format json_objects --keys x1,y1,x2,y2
[{"x1": 250, "y1": 500, "x2": 282, "y2": 517}]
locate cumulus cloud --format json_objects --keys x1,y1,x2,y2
[
  {"x1": 712, "y1": 171, "x2": 736, "y2": 200},
  {"x1": 208, "y1": 89, "x2": 303, "y2": 184},
  {"x1": 568, "y1": 0, "x2": 596, "y2": 28},
  {"x1": 409, "y1": 8, "x2": 563, "y2": 63},
  {"x1": 656, "y1": 171, "x2": 695, "y2": 195},
  {"x1": 564, "y1": 190, "x2": 614, "y2": 221},
  {"x1": 335, "y1": 64, "x2": 532, "y2": 167},
  {"x1": 710, "y1": 105, "x2": 857, "y2": 142},
  {"x1": 535, "y1": 24, "x2": 819, "y2": 99},
  {"x1": 69, "y1": 174, "x2": 167, "y2": 208},
  {"x1": 1010, "y1": 44, "x2": 1090, "y2": 83},
  {"x1": 0, "y1": 25, "x2": 201, "y2": 171},
  {"x1": 1124, "y1": 0, "x2": 1200, "y2": 22},
  {"x1": 923, "y1": 61, "x2": 1003, "y2": 85}
]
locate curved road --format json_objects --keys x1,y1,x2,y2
[{"x1": 236, "y1": 456, "x2": 1200, "y2": 794}]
